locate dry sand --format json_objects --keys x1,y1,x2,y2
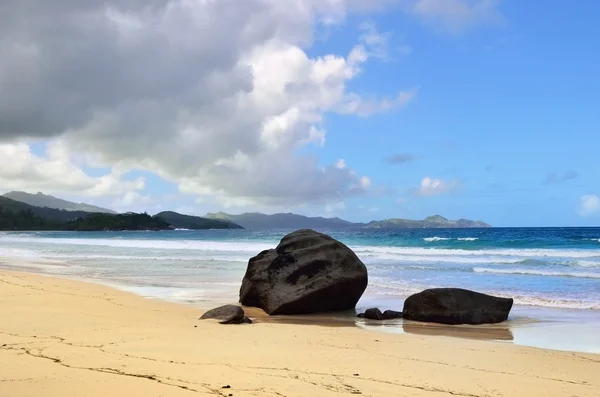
[{"x1": 0, "y1": 271, "x2": 598, "y2": 397}]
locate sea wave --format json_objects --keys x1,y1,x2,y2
[
  {"x1": 367, "y1": 280, "x2": 600, "y2": 310},
  {"x1": 472, "y1": 267, "x2": 600, "y2": 279},
  {"x1": 422, "y1": 237, "x2": 479, "y2": 242},
  {"x1": 0, "y1": 235, "x2": 272, "y2": 252},
  {"x1": 499, "y1": 294, "x2": 600, "y2": 310},
  {"x1": 352, "y1": 246, "x2": 600, "y2": 260}
]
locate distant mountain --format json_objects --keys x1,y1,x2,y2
[
  {"x1": 205, "y1": 211, "x2": 360, "y2": 229},
  {"x1": 3, "y1": 191, "x2": 116, "y2": 214},
  {"x1": 0, "y1": 196, "x2": 94, "y2": 223},
  {"x1": 155, "y1": 211, "x2": 243, "y2": 230},
  {"x1": 0, "y1": 198, "x2": 170, "y2": 231},
  {"x1": 365, "y1": 215, "x2": 491, "y2": 229}
]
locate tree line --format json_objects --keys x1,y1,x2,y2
[{"x1": 0, "y1": 206, "x2": 170, "y2": 231}]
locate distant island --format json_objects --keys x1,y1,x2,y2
[
  {"x1": 365, "y1": 215, "x2": 490, "y2": 229},
  {"x1": 0, "y1": 191, "x2": 491, "y2": 231},
  {"x1": 207, "y1": 212, "x2": 490, "y2": 229}
]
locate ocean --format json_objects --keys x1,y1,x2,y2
[{"x1": 1, "y1": 227, "x2": 599, "y2": 352}]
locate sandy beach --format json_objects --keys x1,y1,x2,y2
[{"x1": 1, "y1": 271, "x2": 598, "y2": 397}]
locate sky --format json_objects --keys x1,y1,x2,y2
[{"x1": 0, "y1": 0, "x2": 599, "y2": 227}]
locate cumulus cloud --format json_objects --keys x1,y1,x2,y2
[
  {"x1": 579, "y1": 195, "x2": 600, "y2": 217},
  {"x1": 385, "y1": 152, "x2": 420, "y2": 164},
  {"x1": 415, "y1": 176, "x2": 458, "y2": 196},
  {"x1": 406, "y1": 0, "x2": 503, "y2": 33},
  {"x1": 0, "y1": 142, "x2": 144, "y2": 197},
  {"x1": 544, "y1": 170, "x2": 579, "y2": 185},
  {"x1": 0, "y1": 0, "x2": 417, "y2": 208}
]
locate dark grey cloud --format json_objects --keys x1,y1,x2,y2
[
  {"x1": 544, "y1": 170, "x2": 579, "y2": 185},
  {"x1": 0, "y1": 0, "x2": 407, "y2": 207}
]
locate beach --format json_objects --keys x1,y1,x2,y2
[{"x1": 1, "y1": 270, "x2": 599, "y2": 397}]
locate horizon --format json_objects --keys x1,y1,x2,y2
[
  {"x1": 5, "y1": 189, "x2": 600, "y2": 229},
  {"x1": 1, "y1": 1, "x2": 599, "y2": 228}
]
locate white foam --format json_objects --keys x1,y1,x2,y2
[
  {"x1": 473, "y1": 267, "x2": 600, "y2": 279},
  {"x1": 361, "y1": 254, "x2": 525, "y2": 265},
  {"x1": 423, "y1": 237, "x2": 451, "y2": 242},
  {"x1": 351, "y1": 246, "x2": 600, "y2": 260},
  {"x1": 366, "y1": 281, "x2": 600, "y2": 310},
  {"x1": 457, "y1": 237, "x2": 479, "y2": 241},
  {"x1": 499, "y1": 294, "x2": 600, "y2": 310},
  {"x1": 577, "y1": 260, "x2": 600, "y2": 268},
  {"x1": 0, "y1": 234, "x2": 272, "y2": 252}
]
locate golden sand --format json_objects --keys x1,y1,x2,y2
[{"x1": 0, "y1": 271, "x2": 598, "y2": 396}]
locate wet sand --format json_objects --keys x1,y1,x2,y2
[{"x1": 1, "y1": 270, "x2": 599, "y2": 397}]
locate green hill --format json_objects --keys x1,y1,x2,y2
[
  {"x1": 0, "y1": 197, "x2": 170, "y2": 231},
  {"x1": 4, "y1": 191, "x2": 116, "y2": 214},
  {"x1": 155, "y1": 211, "x2": 243, "y2": 230},
  {"x1": 0, "y1": 197, "x2": 242, "y2": 231},
  {"x1": 0, "y1": 197, "x2": 93, "y2": 222}
]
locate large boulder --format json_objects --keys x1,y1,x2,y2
[
  {"x1": 239, "y1": 229, "x2": 368, "y2": 315},
  {"x1": 199, "y1": 305, "x2": 251, "y2": 324},
  {"x1": 402, "y1": 288, "x2": 513, "y2": 325}
]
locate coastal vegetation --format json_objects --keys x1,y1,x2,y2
[{"x1": 0, "y1": 197, "x2": 243, "y2": 231}]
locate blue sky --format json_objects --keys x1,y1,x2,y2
[
  {"x1": 0, "y1": 1, "x2": 599, "y2": 226},
  {"x1": 308, "y1": 1, "x2": 600, "y2": 226}
]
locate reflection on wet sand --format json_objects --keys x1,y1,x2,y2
[
  {"x1": 247, "y1": 308, "x2": 514, "y2": 341},
  {"x1": 246, "y1": 307, "x2": 600, "y2": 353},
  {"x1": 400, "y1": 321, "x2": 514, "y2": 341}
]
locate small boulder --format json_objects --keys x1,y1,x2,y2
[
  {"x1": 358, "y1": 308, "x2": 383, "y2": 320},
  {"x1": 402, "y1": 288, "x2": 513, "y2": 325},
  {"x1": 382, "y1": 310, "x2": 403, "y2": 319},
  {"x1": 239, "y1": 229, "x2": 368, "y2": 315},
  {"x1": 357, "y1": 308, "x2": 403, "y2": 320},
  {"x1": 200, "y1": 305, "x2": 248, "y2": 324}
]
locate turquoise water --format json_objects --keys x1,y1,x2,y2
[{"x1": 1, "y1": 227, "x2": 599, "y2": 311}]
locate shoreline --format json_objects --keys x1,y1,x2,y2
[
  {"x1": 1, "y1": 270, "x2": 599, "y2": 397},
  {"x1": 4, "y1": 265, "x2": 600, "y2": 354}
]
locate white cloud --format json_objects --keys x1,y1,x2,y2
[
  {"x1": 0, "y1": 142, "x2": 144, "y2": 199},
  {"x1": 357, "y1": 20, "x2": 393, "y2": 61},
  {"x1": 415, "y1": 176, "x2": 458, "y2": 196},
  {"x1": 325, "y1": 201, "x2": 346, "y2": 213},
  {"x1": 335, "y1": 159, "x2": 347, "y2": 169},
  {"x1": 579, "y1": 195, "x2": 600, "y2": 217},
  {"x1": 407, "y1": 0, "x2": 503, "y2": 34},
  {"x1": 0, "y1": 1, "x2": 415, "y2": 209}
]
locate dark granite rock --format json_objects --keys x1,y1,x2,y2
[
  {"x1": 363, "y1": 308, "x2": 384, "y2": 320},
  {"x1": 240, "y1": 316, "x2": 252, "y2": 324},
  {"x1": 402, "y1": 288, "x2": 513, "y2": 325},
  {"x1": 200, "y1": 305, "x2": 248, "y2": 324},
  {"x1": 382, "y1": 310, "x2": 403, "y2": 319},
  {"x1": 357, "y1": 308, "x2": 403, "y2": 320},
  {"x1": 239, "y1": 229, "x2": 368, "y2": 315}
]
